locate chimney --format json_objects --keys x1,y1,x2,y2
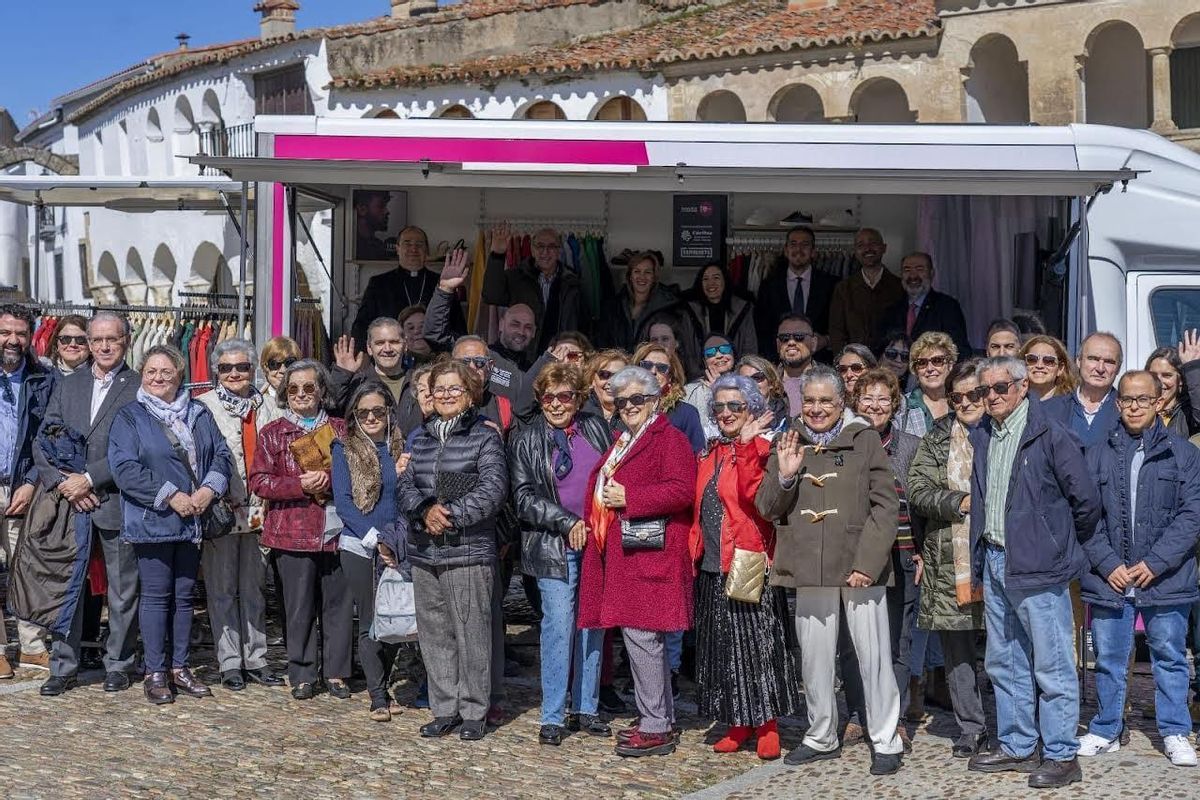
[
  {"x1": 392, "y1": 0, "x2": 436, "y2": 18},
  {"x1": 788, "y1": 0, "x2": 836, "y2": 10},
  {"x1": 175, "y1": 32, "x2": 191, "y2": 51},
  {"x1": 390, "y1": 0, "x2": 412, "y2": 18},
  {"x1": 255, "y1": 0, "x2": 300, "y2": 40}
]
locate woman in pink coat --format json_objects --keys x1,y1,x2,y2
[{"x1": 579, "y1": 365, "x2": 697, "y2": 758}]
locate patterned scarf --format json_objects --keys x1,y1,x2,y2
[
  {"x1": 947, "y1": 418, "x2": 983, "y2": 606},
  {"x1": 588, "y1": 413, "x2": 659, "y2": 551},
  {"x1": 138, "y1": 387, "x2": 198, "y2": 472},
  {"x1": 549, "y1": 422, "x2": 577, "y2": 480},
  {"x1": 283, "y1": 408, "x2": 328, "y2": 432},
  {"x1": 215, "y1": 384, "x2": 262, "y2": 421},
  {"x1": 432, "y1": 411, "x2": 466, "y2": 443},
  {"x1": 802, "y1": 418, "x2": 844, "y2": 447}
]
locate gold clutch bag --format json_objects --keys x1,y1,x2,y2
[{"x1": 725, "y1": 547, "x2": 768, "y2": 604}]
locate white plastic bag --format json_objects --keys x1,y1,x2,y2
[{"x1": 370, "y1": 566, "x2": 418, "y2": 643}]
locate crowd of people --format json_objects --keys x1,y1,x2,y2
[{"x1": 3, "y1": 221, "x2": 1200, "y2": 789}]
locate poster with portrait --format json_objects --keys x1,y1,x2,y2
[{"x1": 351, "y1": 189, "x2": 409, "y2": 263}]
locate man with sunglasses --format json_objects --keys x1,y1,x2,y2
[
  {"x1": 966, "y1": 356, "x2": 1100, "y2": 789},
  {"x1": 1043, "y1": 332, "x2": 1123, "y2": 451},
  {"x1": 880, "y1": 253, "x2": 971, "y2": 360},
  {"x1": 775, "y1": 314, "x2": 817, "y2": 417}
]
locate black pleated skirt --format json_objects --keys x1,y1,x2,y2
[{"x1": 694, "y1": 569, "x2": 802, "y2": 727}]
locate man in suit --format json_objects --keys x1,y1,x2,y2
[
  {"x1": 35, "y1": 311, "x2": 141, "y2": 696},
  {"x1": 0, "y1": 304, "x2": 55, "y2": 676},
  {"x1": 881, "y1": 252, "x2": 972, "y2": 360},
  {"x1": 755, "y1": 226, "x2": 839, "y2": 359}
]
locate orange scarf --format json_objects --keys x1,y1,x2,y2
[{"x1": 587, "y1": 414, "x2": 658, "y2": 551}]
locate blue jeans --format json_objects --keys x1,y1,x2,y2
[
  {"x1": 537, "y1": 551, "x2": 602, "y2": 725},
  {"x1": 666, "y1": 630, "x2": 683, "y2": 673},
  {"x1": 134, "y1": 541, "x2": 202, "y2": 673},
  {"x1": 982, "y1": 545, "x2": 1079, "y2": 762},
  {"x1": 1089, "y1": 600, "x2": 1192, "y2": 740}
]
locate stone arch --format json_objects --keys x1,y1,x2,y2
[
  {"x1": 520, "y1": 100, "x2": 567, "y2": 120},
  {"x1": 150, "y1": 243, "x2": 177, "y2": 303},
  {"x1": 365, "y1": 107, "x2": 400, "y2": 119},
  {"x1": 437, "y1": 104, "x2": 474, "y2": 119},
  {"x1": 591, "y1": 96, "x2": 647, "y2": 121},
  {"x1": 696, "y1": 90, "x2": 747, "y2": 122},
  {"x1": 1171, "y1": 13, "x2": 1200, "y2": 129},
  {"x1": 768, "y1": 84, "x2": 825, "y2": 123},
  {"x1": 145, "y1": 107, "x2": 168, "y2": 175},
  {"x1": 172, "y1": 95, "x2": 198, "y2": 176},
  {"x1": 964, "y1": 34, "x2": 1030, "y2": 124},
  {"x1": 188, "y1": 241, "x2": 226, "y2": 291},
  {"x1": 199, "y1": 89, "x2": 223, "y2": 126},
  {"x1": 0, "y1": 147, "x2": 79, "y2": 174},
  {"x1": 1083, "y1": 20, "x2": 1150, "y2": 128},
  {"x1": 94, "y1": 251, "x2": 126, "y2": 304},
  {"x1": 124, "y1": 247, "x2": 149, "y2": 304},
  {"x1": 849, "y1": 77, "x2": 916, "y2": 123}
]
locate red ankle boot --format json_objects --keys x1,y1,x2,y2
[
  {"x1": 713, "y1": 725, "x2": 752, "y2": 753},
  {"x1": 756, "y1": 719, "x2": 780, "y2": 760}
]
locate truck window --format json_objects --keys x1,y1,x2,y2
[{"x1": 1150, "y1": 288, "x2": 1200, "y2": 346}]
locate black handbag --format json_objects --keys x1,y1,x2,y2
[
  {"x1": 620, "y1": 516, "x2": 667, "y2": 551},
  {"x1": 153, "y1": 419, "x2": 235, "y2": 541}
]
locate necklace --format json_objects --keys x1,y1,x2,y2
[{"x1": 400, "y1": 269, "x2": 429, "y2": 308}]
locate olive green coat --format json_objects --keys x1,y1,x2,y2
[
  {"x1": 757, "y1": 419, "x2": 899, "y2": 588},
  {"x1": 906, "y1": 416, "x2": 984, "y2": 631}
]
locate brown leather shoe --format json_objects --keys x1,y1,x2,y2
[
  {"x1": 0, "y1": 655, "x2": 14, "y2": 680},
  {"x1": 171, "y1": 667, "x2": 212, "y2": 698},
  {"x1": 19, "y1": 651, "x2": 50, "y2": 670},
  {"x1": 144, "y1": 672, "x2": 174, "y2": 705}
]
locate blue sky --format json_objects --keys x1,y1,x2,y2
[{"x1": 0, "y1": 0, "x2": 423, "y2": 126}]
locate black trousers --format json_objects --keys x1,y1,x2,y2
[
  {"x1": 274, "y1": 550, "x2": 353, "y2": 686},
  {"x1": 341, "y1": 550, "x2": 399, "y2": 703}
]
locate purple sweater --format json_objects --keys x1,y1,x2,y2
[{"x1": 555, "y1": 432, "x2": 603, "y2": 518}]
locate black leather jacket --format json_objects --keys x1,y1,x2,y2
[{"x1": 508, "y1": 411, "x2": 612, "y2": 579}]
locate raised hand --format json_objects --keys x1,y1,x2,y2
[
  {"x1": 776, "y1": 430, "x2": 805, "y2": 480},
  {"x1": 489, "y1": 224, "x2": 513, "y2": 255},
  {"x1": 438, "y1": 247, "x2": 470, "y2": 292},
  {"x1": 334, "y1": 335, "x2": 364, "y2": 373},
  {"x1": 1179, "y1": 329, "x2": 1200, "y2": 365},
  {"x1": 739, "y1": 410, "x2": 775, "y2": 443}
]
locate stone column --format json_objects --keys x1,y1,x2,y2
[{"x1": 1149, "y1": 47, "x2": 1177, "y2": 133}]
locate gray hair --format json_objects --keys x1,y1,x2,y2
[
  {"x1": 452, "y1": 334, "x2": 488, "y2": 352},
  {"x1": 975, "y1": 355, "x2": 1028, "y2": 382},
  {"x1": 143, "y1": 343, "x2": 186, "y2": 374},
  {"x1": 796, "y1": 365, "x2": 845, "y2": 400},
  {"x1": 366, "y1": 316, "x2": 401, "y2": 342},
  {"x1": 609, "y1": 366, "x2": 661, "y2": 398},
  {"x1": 708, "y1": 374, "x2": 767, "y2": 420},
  {"x1": 88, "y1": 311, "x2": 130, "y2": 337},
  {"x1": 1080, "y1": 330, "x2": 1124, "y2": 366},
  {"x1": 280, "y1": 358, "x2": 335, "y2": 412},
  {"x1": 210, "y1": 338, "x2": 257, "y2": 382},
  {"x1": 836, "y1": 343, "x2": 877, "y2": 367}
]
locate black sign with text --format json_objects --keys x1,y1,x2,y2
[{"x1": 673, "y1": 194, "x2": 727, "y2": 267}]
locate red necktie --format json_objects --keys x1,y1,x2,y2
[{"x1": 906, "y1": 302, "x2": 918, "y2": 336}]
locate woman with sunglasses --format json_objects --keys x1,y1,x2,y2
[
  {"x1": 1020, "y1": 335, "x2": 1076, "y2": 401},
  {"x1": 47, "y1": 314, "x2": 91, "y2": 375},
  {"x1": 249, "y1": 360, "x2": 351, "y2": 702},
  {"x1": 1146, "y1": 332, "x2": 1200, "y2": 436},
  {"x1": 836, "y1": 344, "x2": 878, "y2": 399},
  {"x1": 509, "y1": 363, "x2": 612, "y2": 745},
  {"x1": 195, "y1": 339, "x2": 283, "y2": 691},
  {"x1": 257, "y1": 336, "x2": 302, "y2": 428},
  {"x1": 684, "y1": 263, "x2": 757, "y2": 365},
  {"x1": 897, "y1": 332, "x2": 958, "y2": 438},
  {"x1": 630, "y1": 342, "x2": 706, "y2": 454},
  {"x1": 582, "y1": 349, "x2": 630, "y2": 433},
  {"x1": 683, "y1": 333, "x2": 738, "y2": 443},
  {"x1": 736, "y1": 355, "x2": 789, "y2": 434},
  {"x1": 331, "y1": 382, "x2": 410, "y2": 722},
  {"x1": 905, "y1": 357, "x2": 988, "y2": 758},
  {"x1": 878, "y1": 330, "x2": 912, "y2": 387},
  {"x1": 691, "y1": 374, "x2": 800, "y2": 761},
  {"x1": 579, "y1": 365, "x2": 697, "y2": 757}
]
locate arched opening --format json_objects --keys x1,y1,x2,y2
[
  {"x1": 1084, "y1": 21, "x2": 1150, "y2": 128},
  {"x1": 92, "y1": 129, "x2": 106, "y2": 176},
  {"x1": 366, "y1": 108, "x2": 400, "y2": 119},
  {"x1": 124, "y1": 247, "x2": 149, "y2": 304},
  {"x1": 964, "y1": 34, "x2": 1030, "y2": 124},
  {"x1": 145, "y1": 107, "x2": 167, "y2": 176},
  {"x1": 172, "y1": 95, "x2": 198, "y2": 176},
  {"x1": 850, "y1": 78, "x2": 917, "y2": 123},
  {"x1": 94, "y1": 251, "x2": 126, "y2": 304},
  {"x1": 522, "y1": 101, "x2": 567, "y2": 120},
  {"x1": 150, "y1": 243, "x2": 178, "y2": 303},
  {"x1": 593, "y1": 97, "x2": 647, "y2": 121},
  {"x1": 188, "y1": 242, "x2": 229, "y2": 293},
  {"x1": 696, "y1": 90, "x2": 747, "y2": 122},
  {"x1": 769, "y1": 84, "x2": 825, "y2": 123},
  {"x1": 1171, "y1": 14, "x2": 1200, "y2": 129},
  {"x1": 438, "y1": 104, "x2": 474, "y2": 119}
]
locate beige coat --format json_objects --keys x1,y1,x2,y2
[{"x1": 196, "y1": 390, "x2": 263, "y2": 533}]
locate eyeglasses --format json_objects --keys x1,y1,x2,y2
[
  {"x1": 561, "y1": 350, "x2": 585, "y2": 362},
  {"x1": 950, "y1": 387, "x2": 987, "y2": 405},
  {"x1": 913, "y1": 356, "x2": 950, "y2": 369},
  {"x1": 704, "y1": 344, "x2": 734, "y2": 358},
  {"x1": 57, "y1": 335, "x2": 87, "y2": 346},
  {"x1": 712, "y1": 401, "x2": 747, "y2": 414},
  {"x1": 216, "y1": 362, "x2": 253, "y2": 375},
  {"x1": 836, "y1": 363, "x2": 866, "y2": 375},
  {"x1": 88, "y1": 336, "x2": 124, "y2": 346},
  {"x1": 354, "y1": 406, "x2": 389, "y2": 422},
  {"x1": 614, "y1": 394, "x2": 654, "y2": 411},
  {"x1": 857, "y1": 396, "x2": 893, "y2": 410},
  {"x1": 1024, "y1": 354, "x2": 1059, "y2": 367},
  {"x1": 286, "y1": 382, "x2": 319, "y2": 397},
  {"x1": 457, "y1": 356, "x2": 491, "y2": 370},
  {"x1": 266, "y1": 357, "x2": 297, "y2": 372},
  {"x1": 981, "y1": 381, "x2": 1016, "y2": 397},
  {"x1": 1117, "y1": 394, "x2": 1159, "y2": 410},
  {"x1": 883, "y1": 348, "x2": 909, "y2": 361},
  {"x1": 532, "y1": 243, "x2": 559, "y2": 252},
  {"x1": 595, "y1": 369, "x2": 616, "y2": 381},
  {"x1": 637, "y1": 361, "x2": 671, "y2": 376},
  {"x1": 432, "y1": 385, "x2": 468, "y2": 399},
  {"x1": 776, "y1": 332, "x2": 814, "y2": 344},
  {"x1": 802, "y1": 398, "x2": 840, "y2": 409},
  {"x1": 540, "y1": 391, "x2": 578, "y2": 406}
]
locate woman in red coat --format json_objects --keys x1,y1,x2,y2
[
  {"x1": 579, "y1": 365, "x2": 697, "y2": 758},
  {"x1": 689, "y1": 374, "x2": 802, "y2": 760}
]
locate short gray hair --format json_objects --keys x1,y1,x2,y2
[
  {"x1": 609, "y1": 365, "x2": 661, "y2": 398},
  {"x1": 709, "y1": 374, "x2": 767, "y2": 420},
  {"x1": 836, "y1": 343, "x2": 877, "y2": 368},
  {"x1": 143, "y1": 343, "x2": 186, "y2": 374},
  {"x1": 976, "y1": 355, "x2": 1028, "y2": 382},
  {"x1": 797, "y1": 364, "x2": 844, "y2": 400},
  {"x1": 88, "y1": 311, "x2": 130, "y2": 337},
  {"x1": 366, "y1": 316, "x2": 401, "y2": 342},
  {"x1": 210, "y1": 338, "x2": 257, "y2": 382},
  {"x1": 280, "y1": 358, "x2": 335, "y2": 412}
]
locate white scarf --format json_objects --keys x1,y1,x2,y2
[
  {"x1": 591, "y1": 412, "x2": 659, "y2": 515},
  {"x1": 138, "y1": 387, "x2": 198, "y2": 472}
]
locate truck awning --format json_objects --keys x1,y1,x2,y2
[{"x1": 0, "y1": 176, "x2": 248, "y2": 211}]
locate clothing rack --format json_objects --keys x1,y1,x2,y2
[{"x1": 476, "y1": 217, "x2": 608, "y2": 236}]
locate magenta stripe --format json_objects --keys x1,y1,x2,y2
[
  {"x1": 275, "y1": 134, "x2": 649, "y2": 166},
  {"x1": 271, "y1": 182, "x2": 285, "y2": 336}
]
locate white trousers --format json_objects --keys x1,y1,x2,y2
[{"x1": 795, "y1": 586, "x2": 902, "y2": 755}]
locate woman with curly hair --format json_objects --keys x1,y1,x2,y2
[{"x1": 630, "y1": 342, "x2": 705, "y2": 454}]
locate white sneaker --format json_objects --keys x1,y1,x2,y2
[
  {"x1": 1077, "y1": 732, "x2": 1119, "y2": 756},
  {"x1": 1164, "y1": 734, "x2": 1198, "y2": 767}
]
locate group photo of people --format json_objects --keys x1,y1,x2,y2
[{"x1": 4, "y1": 219, "x2": 1200, "y2": 791}]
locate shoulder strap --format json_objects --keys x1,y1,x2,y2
[{"x1": 149, "y1": 415, "x2": 202, "y2": 491}]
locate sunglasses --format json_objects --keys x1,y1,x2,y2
[
  {"x1": 432, "y1": 385, "x2": 467, "y2": 399},
  {"x1": 776, "y1": 332, "x2": 813, "y2": 343},
  {"x1": 913, "y1": 356, "x2": 950, "y2": 369},
  {"x1": 704, "y1": 344, "x2": 734, "y2": 358},
  {"x1": 57, "y1": 335, "x2": 87, "y2": 346},
  {"x1": 712, "y1": 401, "x2": 747, "y2": 414},
  {"x1": 1024, "y1": 354, "x2": 1059, "y2": 367},
  {"x1": 457, "y1": 356, "x2": 491, "y2": 370},
  {"x1": 637, "y1": 361, "x2": 671, "y2": 376},
  {"x1": 614, "y1": 394, "x2": 654, "y2": 411},
  {"x1": 595, "y1": 369, "x2": 616, "y2": 381},
  {"x1": 981, "y1": 381, "x2": 1016, "y2": 397},
  {"x1": 949, "y1": 387, "x2": 987, "y2": 405},
  {"x1": 216, "y1": 362, "x2": 253, "y2": 375},
  {"x1": 286, "y1": 382, "x2": 319, "y2": 397},
  {"x1": 267, "y1": 357, "x2": 297, "y2": 371},
  {"x1": 747, "y1": 372, "x2": 768, "y2": 382},
  {"x1": 883, "y1": 348, "x2": 909, "y2": 361},
  {"x1": 540, "y1": 391, "x2": 578, "y2": 406},
  {"x1": 836, "y1": 363, "x2": 866, "y2": 375},
  {"x1": 353, "y1": 406, "x2": 389, "y2": 422}
]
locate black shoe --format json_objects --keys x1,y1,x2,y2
[
  {"x1": 327, "y1": 680, "x2": 351, "y2": 700},
  {"x1": 953, "y1": 732, "x2": 989, "y2": 759},
  {"x1": 784, "y1": 744, "x2": 842, "y2": 766},
  {"x1": 968, "y1": 747, "x2": 1041, "y2": 773},
  {"x1": 539, "y1": 724, "x2": 565, "y2": 746},
  {"x1": 567, "y1": 713, "x2": 612, "y2": 737},
  {"x1": 245, "y1": 668, "x2": 284, "y2": 687},
  {"x1": 420, "y1": 716, "x2": 462, "y2": 737},
  {"x1": 221, "y1": 670, "x2": 246, "y2": 691},
  {"x1": 291, "y1": 682, "x2": 315, "y2": 701},
  {"x1": 103, "y1": 671, "x2": 131, "y2": 692},
  {"x1": 1028, "y1": 757, "x2": 1081, "y2": 789},
  {"x1": 598, "y1": 685, "x2": 627, "y2": 715},
  {"x1": 671, "y1": 671, "x2": 680, "y2": 702},
  {"x1": 870, "y1": 752, "x2": 903, "y2": 775},
  {"x1": 79, "y1": 650, "x2": 104, "y2": 672},
  {"x1": 143, "y1": 672, "x2": 174, "y2": 705},
  {"x1": 172, "y1": 667, "x2": 213, "y2": 698},
  {"x1": 39, "y1": 674, "x2": 77, "y2": 696},
  {"x1": 460, "y1": 719, "x2": 486, "y2": 741}
]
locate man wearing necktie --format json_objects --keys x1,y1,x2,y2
[
  {"x1": 882, "y1": 252, "x2": 972, "y2": 359},
  {"x1": 755, "y1": 227, "x2": 839, "y2": 359}
]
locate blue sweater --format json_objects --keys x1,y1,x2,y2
[{"x1": 331, "y1": 439, "x2": 399, "y2": 541}]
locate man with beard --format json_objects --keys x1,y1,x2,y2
[
  {"x1": 755, "y1": 227, "x2": 840, "y2": 359},
  {"x1": 353, "y1": 190, "x2": 392, "y2": 262},
  {"x1": 828, "y1": 228, "x2": 906, "y2": 354},
  {"x1": 776, "y1": 314, "x2": 818, "y2": 417},
  {"x1": 332, "y1": 317, "x2": 424, "y2": 432},
  {"x1": 0, "y1": 304, "x2": 54, "y2": 676},
  {"x1": 881, "y1": 253, "x2": 971, "y2": 359}
]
